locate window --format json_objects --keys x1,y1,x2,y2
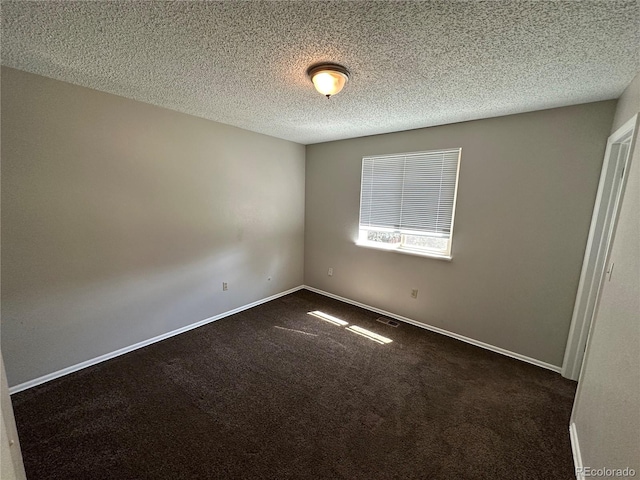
[{"x1": 357, "y1": 148, "x2": 461, "y2": 259}]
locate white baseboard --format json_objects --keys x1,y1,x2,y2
[
  {"x1": 303, "y1": 285, "x2": 562, "y2": 373},
  {"x1": 570, "y1": 422, "x2": 583, "y2": 480},
  {"x1": 10, "y1": 283, "x2": 562, "y2": 395},
  {"x1": 9, "y1": 286, "x2": 305, "y2": 395}
]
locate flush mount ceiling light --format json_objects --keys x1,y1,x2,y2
[{"x1": 307, "y1": 63, "x2": 350, "y2": 98}]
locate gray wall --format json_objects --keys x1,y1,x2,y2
[
  {"x1": 611, "y1": 73, "x2": 640, "y2": 132},
  {"x1": 571, "y1": 72, "x2": 640, "y2": 475},
  {"x1": 1, "y1": 352, "x2": 26, "y2": 479},
  {"x1": 1, "y1": 67, "x2": 305, "y2": 387},
  {"x1": 305, "y1": 101, "x2": 616, "y2": 367},
  {"x1": 1, "y1": 101, "x2": 27, "y2": 476}
]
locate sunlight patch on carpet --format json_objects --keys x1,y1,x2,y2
[
  {"x1": 308, "y1": 310, "x2": 348, "y2": 326},
  {"x1": 346, "y1": 325, "x2": 393, "y2": 344}
]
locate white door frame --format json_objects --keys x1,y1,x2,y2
[{"x1": 561, "y1": 113, "x2": 638, "y2": 380}]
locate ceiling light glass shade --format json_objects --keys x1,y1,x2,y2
[{"x1": 307, "y1": 64, "x2": 350, "y2": 98}]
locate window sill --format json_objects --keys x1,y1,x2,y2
[{"x1": 355, "y1": 241, "x2": 453, "y2": 261}]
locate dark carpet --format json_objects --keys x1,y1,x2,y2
[{"x1": 12, "y1": 289, "x2": 577, "y2": 479}]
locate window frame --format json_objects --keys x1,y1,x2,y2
[{"x1": 355, "y1": 148, "x2": 462, "y2": 261}]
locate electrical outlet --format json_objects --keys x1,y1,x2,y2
[
  {"x1": 328, "y1": 267, "x2": 334, "y2": 276},
  {"x1": 223, "y1": 282, "x2": 228, "y2": 291},
  {"x1": 411, "y1": 289, "x2": 418, "y2": 299}
]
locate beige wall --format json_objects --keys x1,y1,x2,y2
[
  {"x1": 571, "y1": 72, "x2": 640, "y2": 475},
  {"x1": 1, "y1": 67, "x2": 305, "y2": 387},
  {"x1": 305, "y1": 101, "x2": 616, "y2": 367}
]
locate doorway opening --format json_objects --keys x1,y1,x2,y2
[{"x1": 562, "y1": 114, "x2": 638, "y2": 380}]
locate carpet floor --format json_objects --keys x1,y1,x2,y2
[{"x1": 12, "y1": 289, "x2": 577, "y2": 479}]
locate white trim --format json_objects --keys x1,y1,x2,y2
[
  {"x1": 358, "y1": 148, "x2": 461, "y2": 259},
  {"x1": 9, "y1": 286, "x2": 304, "y2": 395},
  {"x1": 570, "y1": 422, "x2": 584, "y2": 480},
  {"x1": 562, "y1": 113, "x2": 638, "y2": 380},
  {"x1": 303, "y1": 285, "x2": 561, "y2": 373},
  {"x1": 447, "y1": 147, "x2": 463, "y2": 258},
  {"x1": 355, "y1": 241, "x2": 453, "y2": 261}
]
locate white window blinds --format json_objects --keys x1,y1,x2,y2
[{"x1": 359, "y1": 149, "x2": 461, "y2": 237}]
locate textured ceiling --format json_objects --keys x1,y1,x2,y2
[{"x1": 1, "y1": 1, "x2": 639, "y2": 144}]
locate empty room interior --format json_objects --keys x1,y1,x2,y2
[{"x1": 1, "y1": 1, "x2": 639, "y2": 479}]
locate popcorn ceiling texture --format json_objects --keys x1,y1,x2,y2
[{"x1": 1, "y1": 1, "x2": 638, "y2": 144}]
